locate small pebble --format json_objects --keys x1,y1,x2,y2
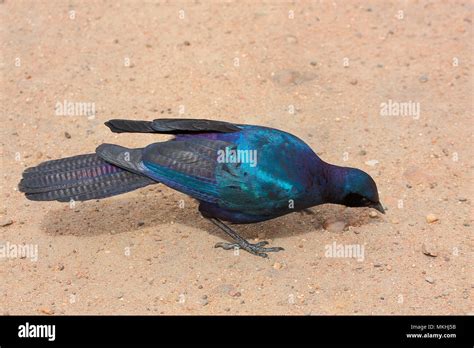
[
  {"x1": 425, "y1": 276, "x2": 435, "y2": 284},
  {"x1": 350, "y1": 79, "x2": 358, "y2": 85},
  {"x1": 419, "y1": 75, "x2": 429, "y2": 83},
  {"x1": 386, "y1": 265, "x2": 392, "y2": 271},
  {"x1": 369, "y1": 211, "x2": 378, "y2": 218},
  {"x1": 365, "y1": 159, "x2": 379, "y2": 166},
  {"x1": 39, "y1": 307, "x2": 54, "y2": 315},
  {"x1": 0, "y1": 218, "x2": 13, "y2": 227},
  {"x1": 273, "y1": 262, "x2": 283, "y2": 270},
  {"x1": 421, "y1": 243, "x2": 438, "y2": 257},
  {"x1": 426, "y1": 214, "x2": 438, "y2": 223},
  {"x1": 199, "y1": 295, "x2": 208, "y2": 306},
  {"x1": 64, "y1": 132, "x2": 71, "y2": 139},
  {"x1": 358, "y1": 150, "x2": 367, "y2": 156},
  {"x1": 137, "y1": 221, "x2": 145, "y2": 227},
  {"x1": 228, "y1": 290, "x2": 241, "y2": 297}
]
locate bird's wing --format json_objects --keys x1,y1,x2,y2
[
  {"x1": 138, "y1": 138, "x2": 302, "y2": 212},
  {"x1": 142, "y1": 138, "x2": 241, "y2": 203},
  {"x1": 97, "y1": 138, "x2": 237, "y2": 204},
  {"x1": 104, "y1": 118, "x2": 241, "y2": 134}
]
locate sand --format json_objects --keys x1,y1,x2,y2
[{"x1": 0, "y1": 1, "x2": 472, "y2": 315}]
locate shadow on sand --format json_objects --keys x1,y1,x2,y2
[{"x1": 39, "y1": 186, "x2": 375, "y2": 242}]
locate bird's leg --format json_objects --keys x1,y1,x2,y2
[{"x1": 208, "y1": 218, "x2": 284, "y2": 258}]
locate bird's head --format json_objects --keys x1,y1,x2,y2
[{"x1": 329, "y1": 167, "x2": 385, "y2": 214}]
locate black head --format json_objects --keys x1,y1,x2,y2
[{"x1": 340, "y1": 168, "x2": 384, "y2": 213}]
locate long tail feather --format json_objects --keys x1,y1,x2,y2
[{"x1": 19, "y1": 154, "x2": 156, "y2": 202}]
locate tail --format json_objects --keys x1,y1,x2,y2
[{"x1": 19, "y1": 153, "x2": 156, "y2": 202}]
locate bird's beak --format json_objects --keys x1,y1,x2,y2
[{"x1": 372, "y1": 201, "x2": 385, "y2": 214}]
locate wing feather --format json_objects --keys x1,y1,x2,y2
[{"x1": 105, "y1": 118, "x2": 241, "y2": 134}]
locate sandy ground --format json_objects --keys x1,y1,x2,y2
[{"x1": 0, "y1": 1, "x2": 472, "y2": 315}]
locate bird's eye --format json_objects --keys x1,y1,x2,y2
[
  {"x1": 360, "y1": 197, "x2": 370, "y2": 206},
  {"x1": 344, "y1": 193, "x2": 370, "y2": 207}
]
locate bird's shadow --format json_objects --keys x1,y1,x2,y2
[{"x1": 40, "y1": 187, "x2": 375, "y2": 241}]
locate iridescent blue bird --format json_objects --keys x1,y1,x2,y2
[{"x1": 19, "y1": 119, "x2": 384, "y2": 257}]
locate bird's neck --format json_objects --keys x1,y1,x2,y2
[{"x1": 322, "y1": 163, "x2": 349, "y2": 204}]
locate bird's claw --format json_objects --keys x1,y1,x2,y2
[{"x1": 214, "y1": 240, "x2": 284, "y2": 258}]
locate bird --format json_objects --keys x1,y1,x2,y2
[{"x1": 19, "y1": 118, "x2": 384, "y2": 257}]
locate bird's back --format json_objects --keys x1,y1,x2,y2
[{"x1": 145, "y1": 125, "x2": 327, "y2": 218}]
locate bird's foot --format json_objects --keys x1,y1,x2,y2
[
  {"x1": 208, "y1": 218, "x2": 284, "y2": 258},
  {"x1": 215, "y1": 240, "x2": 284, "y2": 258}
]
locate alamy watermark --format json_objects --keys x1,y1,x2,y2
[
  {"x1": 217, "y1": 147, "x2": 258, "y2": 167},
  {"x1": 18, "y1": 322, "x2": 55, "y2": 341},
  {"x1": 55, "y1": 99, "x2": 96, "y2": 119},
  {"x1": 0, "y1": 242, "x2": 38, "y2": 262},
  {"x1": 380, "y1": 99, "x2": 420, "y2": 119},
  {"x1": 325, "y1": 241, "x2": 364, "y2": 262}
]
